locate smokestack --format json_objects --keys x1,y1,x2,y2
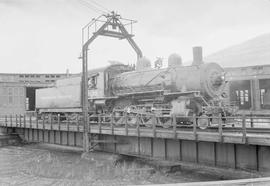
[{"x1": 192, "y1": 46, "x2": 203, "y2": 66}]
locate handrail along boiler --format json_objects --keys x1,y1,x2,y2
[{"x1": 36, "y1": 47, "x2": 235, "y2": 127}]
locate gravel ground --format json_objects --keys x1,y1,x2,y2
[{"x1": 0, "y1": 144, "x2": 220, "y2": 186}]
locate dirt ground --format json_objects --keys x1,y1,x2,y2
[{"x1": 0, "y1": 144, "x2": 221, "y2": 186}]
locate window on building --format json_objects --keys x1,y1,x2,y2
[
  {"x1": 25, "y1": 75, "x2": 29, "y2": 78},
  {"x1": 51, "y1": 75, "x2": 55, "y2": 78},
  {"x1": 19, "y1": 75, "x2": 24, "y2": 78},
  {"x1": 26, "y1": 97, "x2": 29, "y2": 110},
  {"x1": 45, "y1": 75, "x2": 49, "y2": 78},
  {"x1": 235, "y1": 89, "x2": 249, "y2": 105},
  {"x1": 261, "y1": 89, "x2": 265, "y2": 105},
  {"x1": 244, "y1": 90, "x2": 249, "y2": 102},
  {"x1": 36, "y1": 75, "x2": 40, "y2": 78},
  {"x1": 56, "y1": 75, "x2": 60, "y2": 78}
]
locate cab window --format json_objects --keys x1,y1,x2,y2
[{"x1": 88, "y1": 74, "x2": 98, "y2": 89}]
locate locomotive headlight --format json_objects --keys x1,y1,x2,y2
[
  {"x1": 221, "y1": 72, "x2": 226, "y2": 81},
  {"x1": 211, "y1": 73, "x2": 223, "y2": 88},
  {"x1": 221, "y1": 74, "x2": 225, "y2": 80}
]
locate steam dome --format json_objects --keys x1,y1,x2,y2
[{"x1": 168, "y1": 53, "x2": 182, "y2": 67}]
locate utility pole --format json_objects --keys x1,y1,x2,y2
[{"x1": 81, "y1": 11, "x2": 142, "y2": 152}]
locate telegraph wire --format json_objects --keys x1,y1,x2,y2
[
  {"x1": 78, "y1": 0, "x2": 101, "y2": 14},
  {"x1": 78, "y1": 0, "x2": 107, "y2": 14},
  {"x1": 86, "y1": 0, "x2": 111, "y2": 13}
]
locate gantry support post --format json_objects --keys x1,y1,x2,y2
[{"x1": 81, "y1": 12, "x2": 142, "y2": 152}]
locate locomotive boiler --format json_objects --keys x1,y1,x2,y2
[
  {"x1": 107, "y1": 47, "x2": 230, "y2": 127},
  {"x1": 36, "y1": 47, "x2": 234, "y2": 127}
]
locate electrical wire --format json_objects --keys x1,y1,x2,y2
[
  {"x1": 78, "y1": 0, "x2": 107, "y2": 14},
  {"x1": 86, "y1": 0, "x2": 111, "y2": 13}
]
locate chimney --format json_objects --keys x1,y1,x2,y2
[{"x1": 192, "y1": 46, "x2": 203, "y2": 66}]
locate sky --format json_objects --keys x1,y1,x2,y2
[{"x1": 1, "y1": 0, "x2": 270, "y2": 73}]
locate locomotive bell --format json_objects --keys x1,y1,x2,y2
[{"x1": 168, "y1": 53, "x2": 182, "y2": 67}]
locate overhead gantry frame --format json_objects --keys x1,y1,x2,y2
[{"x1": 81, "y1": 12, "x2": 143, "y2": 151}]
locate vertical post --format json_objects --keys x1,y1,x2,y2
[
  {"x1": 196, "y1": 141, "x2": 199, "y2": 163},
  {"x1": 50, "y1": 114, "x2": 53, "y2": 130},
  {"x1": 30, "y1": 115, "x2": 32, "y2": 129},
  {"x1": 42, "y1": 115, "x2": 45, "y2": 142},
  {"x1": 19, "y1": 115, "x2": 22, "y2": 128},
  {"x1": 58, "y1": 114, "x2": 60, "y2": 131},
  {"x1": 82, "y1": 46, "x2": 89, "y2": 152},
  {"x1": 88, "y1": 114, "x2": 90, "y2": 133},
  {"x1": 136, "y1": 115, "x2": 140, "y2": 137},
  {"x1": 67, "y1": 117, "x2": 70, "y2": 132},
  {"x1": 179, "y1": 140, "x2": 182, "y2": 161},
  {"x1": 242, "y1": 115, "x2": 247, "y2": 144},
  {"x1": 111, "y1": 114, "x2": 114, "y2": 135},
  {"x1": 218, "y1": 113, "x2": 223, "y2": 142},
  {"x1": 10, "y1": 115, "x2": 12, "y2": 127},
  {"x1": 151, "y1": 138, "x2": 154, "y2": 157},
  {"x1": 36, "y1": 113, "x2": 38, "y2": 129},
  {"x1": 15, "y1": 115, "x2": 18, "y2": 127},
  {"x1": 76, "y1": 114, "x2": 79, "y2": 132},
  {"x1": 98, "y1": 115, "x2": 101, "y2": 134},
  {"x1": 29, "y1": 115, "x2": 32, "y2": 141},
  {"x1": 250, "y1": 112, "x2": 254, "y2": 128},
  {"x1": 164, "y1": 139, "x2": 167, "y2": 160},
  {"x1": 152, "y1": 115, "x2": 156, "y2": 138},
  {"x1": 172, "y1": 114, "x2": 177, "y2": 139},
  {"x1": 256, "y1": 145, "x2": 260, "y2": 171},
  {"x1": 214, "y1": 142, "x2": 217, "y2": 166},
  {"x1": 23, "y1": 115, "x2": 26, "y2": 128},
  {"x1": 36, "y1": 113, "x2": 39, "y2": 141},
  {"x1": 67, "y1": 117, "x2": 70, "y2": 146},
  {"x1": 193, "y1": 115, "x2": 197, "y2": 140},
  {"x1": 125, "y1": 113, "x2": 128, "y2": 136},
  {"x1": 234, "y1": 144, "x2": 237, "y2": 169},
  {"x1": 5, "y1": 115, "x2": 7, "y2": 127},
  {"x1": 54, "y1": 130, "x2": 56, "y2": 144},
  {"x1": 137, "y1": 114, "x2": 141, "y2": 155}
]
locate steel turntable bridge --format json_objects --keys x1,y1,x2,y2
[{"x1": 1, "y1": 114, "x2": 270, "y2": 173}]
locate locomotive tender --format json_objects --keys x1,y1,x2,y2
[{"x1": 36, "y1": 47, "x2": 232, "y2": 127}]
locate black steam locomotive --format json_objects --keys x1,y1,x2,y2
[{"x1": 36, "y1": 47, "x2": 236, "y2": 128}]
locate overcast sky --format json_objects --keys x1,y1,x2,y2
[{"x1": 1, "y1": 0, "x2": 270, "y2": 73}]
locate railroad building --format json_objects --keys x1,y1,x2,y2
[
  {"x1": 0, "y1": 73, "x2": 72, "y2": 116},
  {"x1": 225, "y1": 65, "x2": 270, "y2": 115}
]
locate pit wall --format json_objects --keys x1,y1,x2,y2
[
  {"x1": 4, "y1": 127, "x2": 270, "y2": 172},
  {"x1": 101, "y1": 135, "x2": 270, "y2": 172}
]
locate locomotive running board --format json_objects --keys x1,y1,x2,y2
[
  {"x1": 116, "y1": 89, "x2": 164, "y2": 96},
  {"x1": 163, "y1": 91, "x2": 201, "y2": 97}
]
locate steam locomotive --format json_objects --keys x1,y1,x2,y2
[{"x1": 36, "y1": 47, "x2": 235, "y2": 127}]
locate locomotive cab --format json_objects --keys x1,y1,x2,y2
[{"x1": 87, "y1": 63, "x2": 134, "y2": 114}]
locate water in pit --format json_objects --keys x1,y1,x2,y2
[{"x1": 0, "y1": 144, "x2": 221, "y2": 186}]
